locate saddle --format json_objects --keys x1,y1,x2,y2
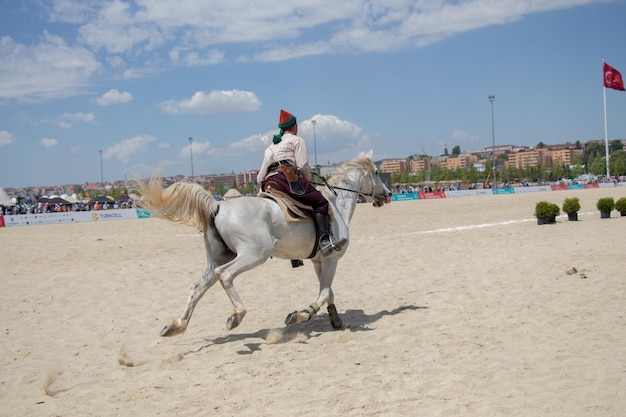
[{"x1": 258, "y1": 182, "x2": 314, "y2": 223}]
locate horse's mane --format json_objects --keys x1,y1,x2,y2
[
  {"x1": 328, "y1": 152, "x2": 373, "y2": 182},
  {"x1": 322, "y1": 152, "x2": 374, "y2": 199}
]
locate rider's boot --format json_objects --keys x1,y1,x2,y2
[{"x1": 314, "y1": 212, "x2": 347, "y2": 256}]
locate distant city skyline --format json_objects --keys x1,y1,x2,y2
[
  {"x1": 3, "y1": 137, "x2": 622, "y2": 197},
  {"x1": 1, "y1": 1, "x2": 625, "y2": 188}
]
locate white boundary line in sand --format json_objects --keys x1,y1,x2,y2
[{"x1": 360, "y1": 211, "x2": 598, "y2": 241}]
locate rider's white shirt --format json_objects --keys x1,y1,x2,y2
[{"x1": 257, "y1": 133, "x2": 312, "y2": 188}]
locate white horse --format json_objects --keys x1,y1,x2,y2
[{"x1": 137, "y1": 151, "x2": 392, "y2": 336}]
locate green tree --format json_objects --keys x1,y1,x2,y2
[
  {"x1": 241, "y1": 183, "x2": 255, "y2": 195},
  {"x1": 430, "y1": 165, "x2": 443, "y2": 182},
  {"x1": 570, "y1": 164, "x2": 584, "y2": 178},
  {"x1": 451, "y1": 145, "x2": 461, "y2": 157},
  {"x1": 551, "y1": 163, "x2": 565, "y2": 181},
  {"x1": 586, "y1": 141, "x2": 605, "y2": 158},
  {"x1": 214, "y1": 182, "x2": 226, "y2": 196},
  {"x1": 537, "y1": 162, "x2": 548, "y2": 182},
  {"x1": 110, "y1": 187, "x2": 123, "y2": 199},
  {"x1": 588, "y1": 155, "x2": 605, "y2": 175},
  {"x1": 610, "y1": 150, "x2": 626, "y2": 176},
  {"x1": 467, "y1": 165, "x2": 479, "y2": 184},
  {"x1": 610, "y1": 140, "x2": 624, "y2": 153}
]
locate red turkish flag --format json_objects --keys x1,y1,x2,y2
[{"x1": 604, "y1": 62, "x2": 625, "y2": 91}]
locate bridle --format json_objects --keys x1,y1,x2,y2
[{"x1": 312, "y1": 170, "x2": 379, "y2": 199}]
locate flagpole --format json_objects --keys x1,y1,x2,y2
[{"x1": 602, "y1": 57, "x2": 611, "y2": 178}]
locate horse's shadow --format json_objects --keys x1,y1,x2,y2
[{"x1": 183, "y1": 304, "x2": 427, "y2": 356}]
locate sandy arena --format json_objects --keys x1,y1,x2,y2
[{"x1": 1, "y1": 187, "x2": 625, "y2": 416}]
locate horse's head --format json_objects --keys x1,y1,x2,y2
[{"x1": 359, "y1": 151, "x2": 392, "y2": 208}]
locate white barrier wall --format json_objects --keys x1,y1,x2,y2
[{"x1": 1, "y1": 209, "x2": 145, "y2": 227}]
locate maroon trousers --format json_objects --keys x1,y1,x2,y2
[{"x1": 262, "y1": 173, "x2": 329, "y2": 215}]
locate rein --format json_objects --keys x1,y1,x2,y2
[{"x1": 312, "y1": 171, "x2": 378, "y2": 198}]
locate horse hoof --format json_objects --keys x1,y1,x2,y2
[
  {"x1": 327, "y1": 304, "x2": 344, "y2": 330},
  {"x1": 285, "y1": 311, "x2": 299, "y2": 326},
  {"x1": 160, "y1": 324, "x2": 177, "y2": 337},
  {"x1": 226, "y1": 315, "x2": 239, "y2": 330}
]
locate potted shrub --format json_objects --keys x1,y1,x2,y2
[
  {"x1": 535, "y1": 201, "x2": 560, "y2": 225},
  {"x1": 596, "y1": 197, "x2": 614, "y2": 219},
  {"x1": 562, "y1": 197, "x2": 581, "y2": 221},
  {"x1": 615, "y1": 197, "x2": 626, "y2": 216}
]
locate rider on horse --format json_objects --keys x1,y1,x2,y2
[{"x1": 257, "y1": 109, "x2": 347, "y2": 256}]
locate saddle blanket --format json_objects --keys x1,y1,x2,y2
[{"x1": 258, "y1": 183, "x2": 314, "y2": 223}]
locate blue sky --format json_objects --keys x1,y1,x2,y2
[{"x1": 1, "y1": 0, "x2": 625, "y2": 189}]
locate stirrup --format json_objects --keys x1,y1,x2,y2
[
  {"x1": 319, "y1": 235, "x2": 347, "y2": 256},
  {"x1": 319, "y1": 237, "x2": 334, "y2": 256},
  {"x1": 329, "y1": 236, "x2": 347, "y2": 252}
]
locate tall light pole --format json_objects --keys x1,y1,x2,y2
[
  {"x1": 99, "y1": 149, "x2": 104, "y2": 194},
  {"x1": 488, "y1": 95, "x2": 496, "y2": 189},
  {"x1": 188, "y1": 137, "x2": 194, "y2": 179},
  {"x1": 311, "y1": 119, "x2": 318, "y2": 175}
]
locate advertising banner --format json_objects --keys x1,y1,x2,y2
[
  {"x1": 392, "y1": 193, "x2": 419, "y2": 201},
  {"x1": 513, "y1": 186, "x2": 552, "y2": 193},
  {"x1": 550, "y1": 184, "x2": 569, "y2": 191},
  {"x1": 445, "y1": 190, "x2": 478, "y2": 198},
  {"x1": 492, "y1": 187, "x2": 515, "y2": 195},
  {"x1": 418, "y1": 191, "x2": 446, "y2": 199},
  {"x1": 3, "y1": 209, "x2": 141, "y2": 227}
]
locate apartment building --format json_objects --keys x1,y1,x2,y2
[
  {"x1": 380, "y1": 158, "x2": 409, "y2": 174},
  {"x1": 550, "y1": 148, "x2": 584, "y2": 166},
  {"x1": 505, "y1": 148, "x2": 552, "y2": 169},
  {"x1": 445, "y1": 154, "x2": 478, "y2": 170}
]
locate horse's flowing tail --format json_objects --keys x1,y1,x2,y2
[{"x1": 136, "y1": 175, "x2": 218, "y2": 233}]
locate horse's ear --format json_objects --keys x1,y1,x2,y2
[{"x1": 363, "y1": 150, "x2": 374, "y2": 160}]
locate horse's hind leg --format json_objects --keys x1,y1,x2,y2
[
  {"x1": 160, "y1": 266, "x2": 219, "y2": 337},
  {"x1": 213, "y1": 250, "x2": 270, "y2": 330}
]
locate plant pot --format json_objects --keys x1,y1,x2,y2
[
  {"x1": 567, "y1": 212, "x2": 578, "y2": 221},
  {"x1": 621, "y1": 211, "x2": 626, "y2": 217},
  {"x1": 548, "y1": 215, "x2": 557, "y2": 224},
  {"x1": 600, "y1": 210, "x2": 611, "y2": 219},
  {"x1": 537, "y1": 216, "x2": 548, "y2": 225}
]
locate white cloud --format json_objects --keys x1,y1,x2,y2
[
  {"x1": 159, "y1": 90, "x2": 262, "y2": 114},
  {"x1": 96, "y1": 89, "x2": 133, "y2": 105},
  {"x1": 227, "y1": 114, "x2": 373, "y2": 163},
  {"x1": 182, "y1": 140, "x2": 213, "y2": 158},
  {"x1": 66, "y1": 0, "x2": 601, "y2": 63},
  {"x1": 0, "y1": 0, "x2": 602, "y2": 103},
  {"x1": 169, "y1": 49, "x2": 226, "y2": 67},
  {"x1": 59, "y1": 112, "x2": 97, "y2": 128},
  {"x1": 0, "y1": 131, "x2": 16, "y2": 146},
  {"x1": 48, "y1": 0, "x2": 100, "y2": 24},
  {"x1": 77, "y1": 0, "x2": 166, "y2": 54},
  {"x1": 103, "y1": 135, "x2": 156, "y2": 163},
  {"x1": 40, "y1": 138, "x2": 59, "y2": 147},
  {"x1": 449, "y1": 129, "x2": 479, "y2": 143},
  {"x1": 0, "y1": 33, "x2": 100, "y2": 101}
]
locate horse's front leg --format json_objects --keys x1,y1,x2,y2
[
  {"x1": 161, "y1": 267, "x2": 218, "y2": 337},
  {"x1": 285, "y1": 302, "x2": 321, "y2": 326},
  {"x1": 285, "y1": 259, "x2": 344, "y2": 329}
]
